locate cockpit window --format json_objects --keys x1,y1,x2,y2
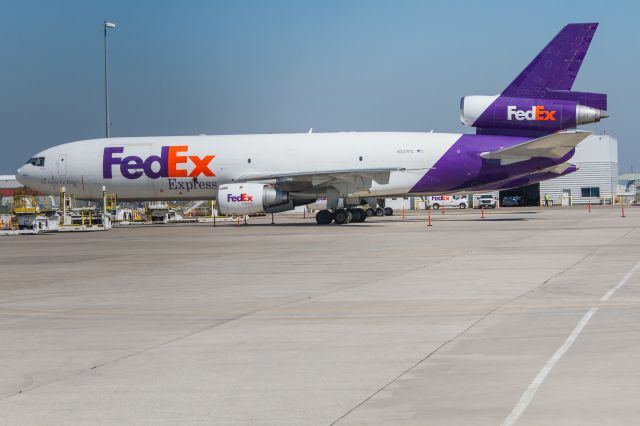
[{"x1": 26, "y1": 157, "x2": 45, "y2": 166}]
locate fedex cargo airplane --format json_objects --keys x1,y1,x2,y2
[{"x1": 17, "y1": 23, "x2": 608, "y2": 225}]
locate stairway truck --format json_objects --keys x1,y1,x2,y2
[{"x1": 429, "y1": 195, "x2": 468, "y2": 209}]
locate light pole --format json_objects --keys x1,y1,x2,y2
[{"x1": 104, "y1": 21, "x2": 116, "y2": 138}]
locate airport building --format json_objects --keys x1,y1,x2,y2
[
  {"x1": 0, "y1": 175, "x2": 22, "y2": 212},
  {"x1": 618, "y1": 172, "x2": 640, "y2": 203},
  {"x1": 500, "y1": 134, "x2": 619, "y2": 206},
  {"x1": 0, "y1": 175, "x2": 22, "y2": 196}
]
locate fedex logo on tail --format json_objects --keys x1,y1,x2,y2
[
  {"x1": 103, "y1": 146, "x2": 215, "y2": 179},
  {"x1": 507, "y1": 105, "x2": 556, "y2": 121},
  {"x1": 227, "y1": 193, "x2": 253, "y2": 202}
]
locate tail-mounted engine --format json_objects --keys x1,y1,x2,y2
[
  {"x1": 460, "y1": 95, "x2": 608, "y2": 133},
  {"x1": 458, "y1": 24, "x2": 608, "y2": 136}
]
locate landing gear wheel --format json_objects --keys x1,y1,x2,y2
[
  {"x1": 333, "y1": 208, "x2": 351, "y2": 225},
  {"x1": 357, "y1": 208, "x2": 367, "y2": 222},
  {"x1": 347, "y1": 208, "x2": 359, "y2": 223},
  {"x1": 366, "y1": 208, "x2": 374, "y2": 217},
  {"x1": 384, "y1": 207, "x2": 393, "y2": 216},
  {"x1": 375, "y1": 207, "x2": 384, "y2": 216},
  {"x1": 315, "y1": 210, "x2": 333, "y2": 225},
  {"x1": 349, "y1": 208, "x2": 366, "y2": 223}
]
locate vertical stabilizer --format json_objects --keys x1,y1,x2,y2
[{"x1": 502, "y1": 23, "x2": 598, "y2": 98}]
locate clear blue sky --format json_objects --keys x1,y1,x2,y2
[{"x1": 1, "y1": 0, "x2": 638, "y2": 173}]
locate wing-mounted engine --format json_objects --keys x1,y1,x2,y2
[{"x1": 217, "y1": 183, "x2": 290, "y2": 215}]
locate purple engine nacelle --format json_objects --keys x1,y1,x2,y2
[{"x1": 460, "y1": 95, "x2": 608, "y2": 132}]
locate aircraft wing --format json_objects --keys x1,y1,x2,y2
[
  {"x1": 237, "y1": 167, "x2": 403, "y2": 188},
  {"x1": 480, "y1": 130, "x2": 591, "y2": 165}
]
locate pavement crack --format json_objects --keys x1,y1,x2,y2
[
  {"x1": 329, "y1": 224, "x2": 640, "y2": 425},
  {"x1": 1, "y1": 294, "x2": 315, "y2": 401},
  {"x1": 1, "y1": 248, "x2": 471, "y2": 402}
]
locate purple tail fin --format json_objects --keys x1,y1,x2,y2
[{"x1": 502, "y1": 23, "x2": 598, "y2": 98}]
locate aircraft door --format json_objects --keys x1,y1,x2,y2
[{"x1": 58, "y1": 154, "x2": 67, "y2": 176}]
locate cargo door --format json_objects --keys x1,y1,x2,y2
[{"x1": 58, "y1": 154, "x2": 67, "y2": 176}]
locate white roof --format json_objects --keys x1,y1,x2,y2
[
  {"x1": 619, "y1": 173, "x2": 640, "y2": 181},
  {"x1": 0, "y1": 175, "x2": 23, "y2": 189}
]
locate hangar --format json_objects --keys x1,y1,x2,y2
[{"x1": 500, "y1": 134, "x2": 618, "y2": 206}]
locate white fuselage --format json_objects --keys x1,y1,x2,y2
[{"x1": 18, "y1": 132, "x2": 460, "y2": 200}]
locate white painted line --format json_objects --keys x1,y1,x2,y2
[
  {"x1": 502, "y1": 257, "x2": 640, "y2": 426},
  {"x1": 601, "y1": 259, "x2": 640, "y2": 302},
  {"x1": 501, "y1": 307, "x2": 598, "y2": 426}
]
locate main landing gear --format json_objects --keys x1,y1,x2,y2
[
  {"x1": 365, "y1": 206, "x2": 394, "y2": 217},
  {"x1": 315, "y1": 208, "x2": 367, "y2": 225}
]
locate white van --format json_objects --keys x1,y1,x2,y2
[
  {"x1": 429, "y1": 195, "x2": 468, "y2": 209},
  {"x1": 473, "y1": 193, "x2": 498, "y2": 209}
]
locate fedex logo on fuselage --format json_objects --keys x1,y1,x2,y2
[
  {"x1": 103, "y1": 146, "x2": 215, "y2": 179},
  {"x1": 507, "y1": 105, "x2": 556, "y2": 121},
  {"x1": 227, "y1": 193, "x2": 253, "y2": 202}
]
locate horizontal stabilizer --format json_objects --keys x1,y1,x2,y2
[
  {"x1": 480, "y1": 130, "x2": 591, "y2": 165},
  {"x1": 464, "y1": 162, "x2": 578, "y2": 192}
]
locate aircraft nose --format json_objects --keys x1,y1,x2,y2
[
  {"x1": 16, "y1": 154, "x2": 45, "y2": 188},
  {"x1": 16, "y1": 164, "x2": 33, "y2": 187}
]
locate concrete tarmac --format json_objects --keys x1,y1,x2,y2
[{"x1": 1, "y1": 206, "x2": 639, "y2": 425}]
